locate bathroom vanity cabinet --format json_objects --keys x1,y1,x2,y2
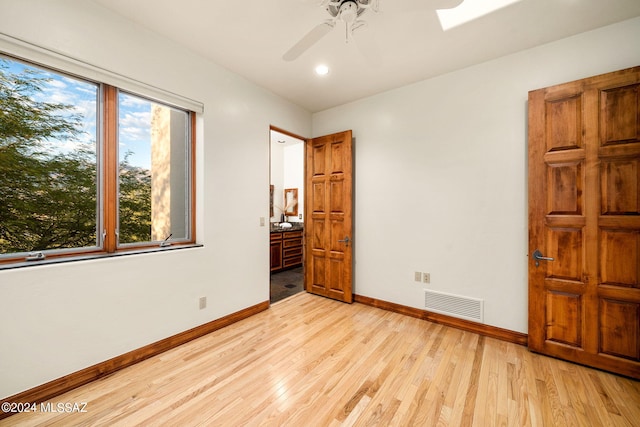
[{"x1": 270, "y1": 229, "x2": 303, "y2": 272}]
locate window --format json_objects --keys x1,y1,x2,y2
[
  {"x1": 117, "y1": 91, "x2": 192, "y2": 247},
  {"x1": 0, "y1": 54, "x2": 196, "y2": 265}
]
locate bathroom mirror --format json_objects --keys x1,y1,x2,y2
[{"x1": 284, "y1": 188, "x2": 298, "y2": 216}]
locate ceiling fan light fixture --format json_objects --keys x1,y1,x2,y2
[
  {"x1": 283, "y1": 0, "x2": 380, "y2": 61},
  {"x1": 315, "y1": 64, "x2": 330, "y2": 75},
  {"x1": 339, "y1": 2, "x2": 359, "y2": 24}
]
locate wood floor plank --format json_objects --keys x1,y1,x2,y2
[{"x1": 2, "y1": 292, "x2": 639, "y2": 426}]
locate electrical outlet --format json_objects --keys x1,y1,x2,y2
[
  {"x1": 414, "y1": 271, "x2": 422, "y2": 282},
  {"x1": 423, "y1": 273, "x2": 430, "y2": 284},
  {"x1": 199, "y1": 296, "x2": 207, "y2": 310},
  {"x1": 260, "y1": 217, "x2": 265, "y2": 226}
]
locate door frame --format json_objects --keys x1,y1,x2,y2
[
  {"x1": 268, "y1": 126, "x2": 355, "y2": 304},
  {"x1": 269, "y1": 125, "x2": 309, "y2": 302}
]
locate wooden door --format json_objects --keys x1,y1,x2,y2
[
  {"x1": 305, "y1": 130, "x2": 353, "y2": 303},
  {"x1": 528, "y1": 66, "x2": 640, "y2": 378}
]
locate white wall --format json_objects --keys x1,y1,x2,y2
[
  {"x1": 0, "y1": 0, "x2": 310, "y2": 398},
  {"x1": 270, "y1": 141, "x2": 304, "y2": 222},
  {"x1": 312, "y1": 17, "x2": 640, "y2": 333},
  {"x1": 283, "y1": 143, "x2": 304, "y2": 222},
  {"x1": 270, "y1": 142, "x2": 285, "y2": 221}
]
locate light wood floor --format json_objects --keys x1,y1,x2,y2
[{"x1": 3, "y1": 292, "x2": 639, "y2": 426}]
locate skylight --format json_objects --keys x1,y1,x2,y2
[{"x1": 437, "y1": 0, "x2": 523, "y2": 31}]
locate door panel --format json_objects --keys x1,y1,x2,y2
[
  {"x1": 529, "y1": 66, "x2": 640, "y2": 378},
  {"x1": 601, "y1": 84, "x2": 640, "y2": 144},
  {"x1": 600, "y1": 299, "x2": 639, "y2": 359},
  {"x1": 546, "y1": 94, "x2": 583, "y2": 151},
  {"x1": 305, "y1": 130, "x2": 353, "y2": 303},
  {"x1": 547, "y1": 227, "x2": 583, "y2": 280},
  {"x1": 545, "y1": 290, "x2": 582, "y2": 347},
  {"x1": 601, "y1": 159, "x2": 639, "y2": 214},
  {"x1": 600, "y1": 229, "x2": 639, "y2": 287},
  {"x1": 547, "y1": 162, "x2": 582, "y2": 214}
]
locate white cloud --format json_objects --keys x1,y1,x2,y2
[
  {"x1": 41, "y1": 138, "x2": 96, "y2": 157},
  {"x1": 120, "y1": 93, "x2": 151, "y2": 108},
  {"x1": 47, "y1": 78, "x2": 67, "y2": 89},
  {"x1": 119, "y1": 110, "x2": 152, "y2": 142}
]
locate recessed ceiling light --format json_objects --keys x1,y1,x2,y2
[{"x1": 315, "y1": 64, "x2": 330, "y2": 76}]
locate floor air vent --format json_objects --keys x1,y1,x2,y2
[{"x1": 424, "y1": 289, "x2": 484, "y2": 322}]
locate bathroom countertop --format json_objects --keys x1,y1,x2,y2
[{"x1": 270, "y1": 223, "x2": 304, "y2": 232}]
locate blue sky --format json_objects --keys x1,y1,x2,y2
[
  {"x1": 118, "y1": 92, "x2": 152, "y2": 170},
  {"x1": 2, "y1": 55, "x2": 152, "y2": 170}
]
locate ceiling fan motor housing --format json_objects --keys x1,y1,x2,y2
[
  {"x1": 339, "y1": 2, "x2": 359, "y2": 23},
  {"x1": 326, "y1": 0, "x2": 371, "y2": 19}
]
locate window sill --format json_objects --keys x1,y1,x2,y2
[{"x1": 0, "y1": 244, "x2": 204, "y2": 271}]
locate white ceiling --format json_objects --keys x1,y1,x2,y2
[
  {"x1": 93, "y1": 0, "x2": 640, "y2": 113},
  {"x1": 271, "y1": 129, "x2": 305, "y2": 146}
]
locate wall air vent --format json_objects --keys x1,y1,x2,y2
[{"x1": 424, "y1": 289, "x2": 484, "y2": 323}]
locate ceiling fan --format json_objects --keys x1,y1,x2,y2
[{"x1": 283, "y1": 0, "x2": 380, "y2": 61}]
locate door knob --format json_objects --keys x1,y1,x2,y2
[
  {"x1": 533, "y1": 249, "x2": 554, "y2": 267},
  {"x1": 338, "y1": 236, "x2": 351, "y2": 247}
]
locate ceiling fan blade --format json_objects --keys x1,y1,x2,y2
[{"x1": 283, "y1": 21, "x2": 335, "y2": 61}]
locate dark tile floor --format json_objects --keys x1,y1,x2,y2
[{"x1": 270, "y1": 266, "x2": 304, "y2": 303}]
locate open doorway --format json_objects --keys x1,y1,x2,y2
[{"x1": 269, "y1": 126, "x2": 306, "y2": 303}]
